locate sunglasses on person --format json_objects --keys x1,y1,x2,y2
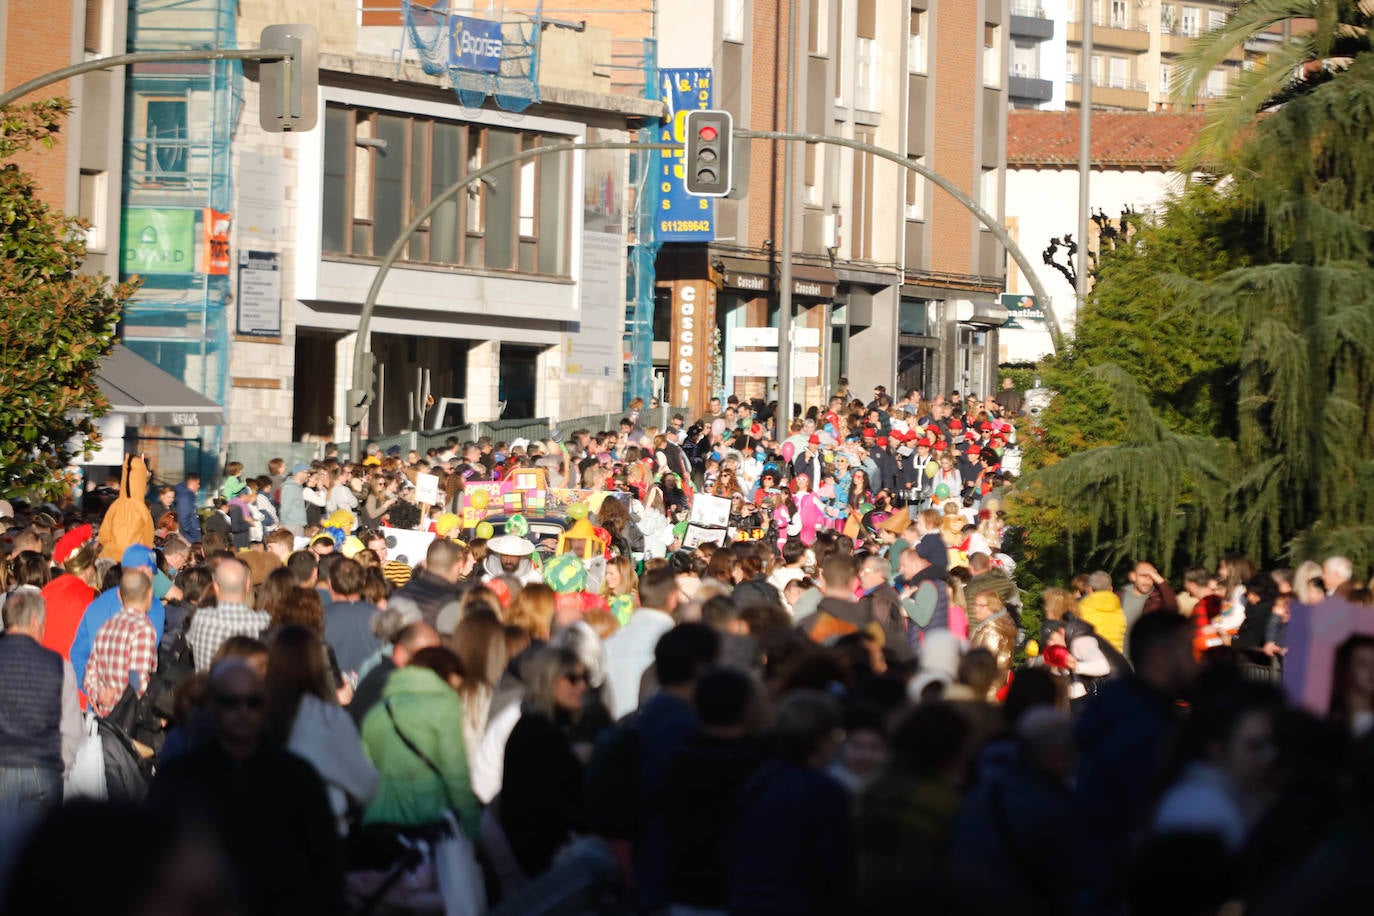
[
  {"x1": 214, "y1": 692, "x2": 265, "y2": 711},
  {"x1": 562, "y1": 671, "x2": 589, "y2": 686}
]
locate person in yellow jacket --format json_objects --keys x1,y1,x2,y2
[{"x1": 1077, "y1": 570, "x2": 1128, "y2": 653}]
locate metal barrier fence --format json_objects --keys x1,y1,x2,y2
[{"x1": 239, "y1": 407, "x2": 690, "y2": 471}]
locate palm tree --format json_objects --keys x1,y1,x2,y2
[{"x1": 1174, "y1": 0, "x2": 1374, "y2": 168}]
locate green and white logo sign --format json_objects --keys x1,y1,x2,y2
[{"x1": 121, "y1": 209, "x2": 195, "y2": 275}]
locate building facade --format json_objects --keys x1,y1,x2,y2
[{"x1": 637, "y1": 0, "x2": 1014, "y2": 416}]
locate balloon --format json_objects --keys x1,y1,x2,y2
[
  {"x1": 469, "y1": 488, "x2": 490, "y2": 510},
  {"x1": 569, "y1": 502, "x2": 589, "y2": 521},
  {"x1": 474, "y1": 521, "x2": 495, "y2": 540},
  {"x1": 924, "y1": 463, "x2": 938, "y2": 478},
  {"x1": 780, "y1": 441, "x2": 796, "y2": 463},
  {"x1": 934, "y1": 483, "x2": 950, "y2": 499},
  {"x1": 1024, "y1": 639, "x2": 1040, "y2": 658}
]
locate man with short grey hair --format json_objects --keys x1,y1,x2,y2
[
  {"x1": 186, "y1": 558, "x2": 270, "y2": 672},
  {"x1": 0, "y1": 587, "x2": 83, "y2": 864}
]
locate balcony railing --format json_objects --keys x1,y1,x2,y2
[
  {"x1": 1068, "y1": 12, "x2": 1151, "y2": 31},
  {"x1": 1010, "y1": 63, "x2": 1042, "y2": 80},
  {"x1": 1010, "y1": 1, "x2": 1047, "y2": 17},
  {"x1": 1067, "y1": 73, "x2": 1149, "y2": 92}
]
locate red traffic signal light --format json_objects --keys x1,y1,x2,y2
[{"x1": 684, "y1": 109, "x2": 733, "y2": 197}]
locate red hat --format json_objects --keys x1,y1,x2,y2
[
  {"x1": 808, "y1": 433, "x2": 821, "y2": 445},
  {"x1": 979, "y1": 421, "x2": 993, "y2": 431},
  {"x1": 967, "y1": 444, "x2": 982, "y2": 455},
  {"x1": 990, "y1": 436, "x2": 1005, "y2": 447},
  {"x1": 949, "y1": 419, "x2": 963, "y2": 431},
  {"x1": 862, "y1": 427, "x2": 877, "y2": 438},
  {"x1": 750, "y1": 423, "x2": 763, "y2": 437},
  {"x1": 933, "y1": 440, "x2": 948, "y2": 452},
  {"x1": 918, "y1": 438, "x2": 934, "y2": 448},
  {"x1": 53, "y1": 524, "x2": 93, "y2": 565},
  {"x1": 876, "y1": 436, "x2": 888, "y2": 447}
]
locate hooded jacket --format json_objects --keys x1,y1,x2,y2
[
  {"x1": 1077, "y1": 590, "x2": 1128, "y2": 654},
  {"x1": 359, "y1": 665, "x2": 480, "y2": 838},
  {"x1": 97, "y1": 455, "x2": 155, "y2": 561}
]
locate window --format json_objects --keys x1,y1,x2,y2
[
  {"x1": 905, "y1": 156, "x2": 925, "y2": 221},
  {"x1": 723, "y1": 0, "x2": 745, "y2": 41},
  {"x1": 129, "y1": 94, "x2": 190, "y2": 187},
  {"x1": 320, "y1": 104, "x2": 571, "y2": 276},
  {"x1": 852, "y1": 129, "x2": 876, "y2": 260},
  {"x1": 979, "y1": 167, "x2": 1000, "y2": 220},
  {"x1": 1160, "y1": 62, "x2": 1174, "y2": 94},
  {"x1": 84, "y1": 0, "x2": 109, "y2": 56},
  {"x1": 1091, "y1": 53, "x2": 1103, "y2": 84},
  {"x1": 1109, "y1": 56, "x2": 1129, "y2": 89},
  {"x1": 1110, "y1": 0, "x2": 1128, "y2": 28},
  {"x1": 1180, "y1": 6, "x2": 1199, "y2": 36},
  {"x1": 809, "y1": 0, "x2": 829, "y2": 54},
  {"x1": 1206, "y1": 67, "x2": 1227, "y2": 97},
  {"x1": 1161, "y1": 4, "x2": 1176, "y2": 33},
  {"x1": 804, "y1": 143, "x2": 823, "y2": 206},
  {"x1": 1208, "y1": 9, "x2": 1227, "y2": 31},
  {"x1": 855, "y1": 38, "x2": 879, "y2": 109},
  {"x1": 983, "y1": 24, "x2": 1002, "y2": 88},
  {"x1": 1011, "y1": 42, "x2": 1038, "y2": 78},
  {"x1": 78, "y1": 170, "x2": 107, "y2": 251},
  {"x1": 908, "y1": 10, "x2": 927, "y2": 73}
]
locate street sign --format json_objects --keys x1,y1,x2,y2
[{"x1": 259, "y1": 24, "x2": 319, "y2": 133}]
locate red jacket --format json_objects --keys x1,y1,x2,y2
[{"x1": 40, "y1": 573, "x2": 96, "y2": 659}]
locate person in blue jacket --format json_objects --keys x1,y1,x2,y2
[
  {"x1": 173, "y1": 474, "x2": 202, "y2": 543},
  {"x1": 70, "y1": 544, "x2": 167, "y2": 687}
]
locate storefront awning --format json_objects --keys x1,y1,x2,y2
[
  {"x1": 718, "y1": 256, "x2": 838, "y2": 299},
  {"x1": 97, "y1": 345, "x2": 224, "y2": 427}
]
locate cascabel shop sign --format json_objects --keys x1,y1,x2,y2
[
  {"x1": 671, "y1": 280, "x2": 716, "y2": 414},
  {"x1": 656, "y1": 68, "x2": 714, "y2": 243},
  {"x1": 448, "y1": 15, "x2": 503, "y2": 73}
]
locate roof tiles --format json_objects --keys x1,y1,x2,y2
[{"x1": 1007, "y1": 110, "x2": 1207, "y2": 170}]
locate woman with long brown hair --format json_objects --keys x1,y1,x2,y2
[
  {"x1": 264, "y1": 625, "x2": 378, "y2": 835},
  {"x1": 448, "y1": 608, "x2": 509, "y2": 761}
]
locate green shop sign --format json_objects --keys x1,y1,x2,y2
[{"x1": 122, "y1": 209, "x2": 195, "y2": 275}]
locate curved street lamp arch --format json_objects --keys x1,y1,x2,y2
[{"x1": 349, "y1": 134, "x2": 1062, "y2": 453}]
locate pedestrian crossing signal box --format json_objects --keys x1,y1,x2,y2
[{"x1": 684, "y1": 109, "x2": 733, "y2": 197}]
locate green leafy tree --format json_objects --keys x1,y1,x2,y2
[
  {"x1": 1008, "y1": 185, "x2": 1248, "y2": 576},
  {"x1": 1, "y1": 100, "x2": 137, "y2": 499},
  {"x1": 1014, "y1": 30, "x2": 1374, "y2": 579}
]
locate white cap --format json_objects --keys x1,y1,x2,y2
[{"x1": 510, "y1": 437, "x2": 530, "y2": 451}]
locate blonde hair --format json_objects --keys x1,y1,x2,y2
[{"x1": 1041, "y1": 587, "x2": 1077, "y2": 622}]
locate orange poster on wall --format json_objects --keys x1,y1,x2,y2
[{"x1": 203, "y1": 209, "x2": 231, "y2": 275}]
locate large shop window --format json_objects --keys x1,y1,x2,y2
[{"x1": 321, "y1": 104, "x2": 572, "y2": 277}]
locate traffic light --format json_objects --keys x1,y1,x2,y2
[{"x1": 684, "y1": 109, "x2": 733, "y2": 197}]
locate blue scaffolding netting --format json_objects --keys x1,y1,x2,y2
[{"x1": 403, "y1": 0, "x2": 541, "y2": 112}]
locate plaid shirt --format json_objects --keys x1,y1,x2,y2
[
  {"x1": 186, "y1": 602, "x2": 270, "y2": 672},
  {"x1": 84, "y1": 608, "x2": 157, "y2": 716}
]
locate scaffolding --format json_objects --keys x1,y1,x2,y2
[{"x1": 120, "y1": 0, "x2": 240, "y2": 480}]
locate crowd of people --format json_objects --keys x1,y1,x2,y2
[{"x1": 1, "y1": 377, "x2": 1373, "y2": 915}]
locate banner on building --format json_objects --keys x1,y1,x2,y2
[
  {"x1": 448, "y1": 15, "x2": 503, "y2": 73},
  {"x1": 203, "y1": 209, "x2": 231, "y2": 275},
  {"x1": 121, "y1": 209, "x2": 195, "y2": 275},
  {"x1": 655, "y1": 68, "x2": 714, "y2": 243},
  {"x1": 669, "y1": 279, "x2": 716, "y2": 414},
  {"x1": 1001, "y1": 294, "x2": 1046, "y2": 331}
]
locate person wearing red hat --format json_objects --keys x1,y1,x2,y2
[
  {"x1": 793, "y1": 434, "x2": 825, "y2": 484},
  {"x1": 871, "y1": 434, "x2": 902, "y2": 495},
  {"x1": 41, "y1": 525, "x2": 100, "y2": 659}
]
